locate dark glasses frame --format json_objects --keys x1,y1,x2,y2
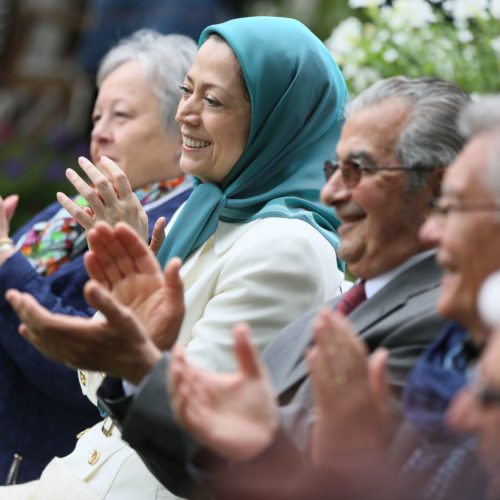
[{"x1": 323, "y1": 159, "x2": 437, "y2": 186}]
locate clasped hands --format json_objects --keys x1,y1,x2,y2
[{"x1": 6, "y1": 221, "x2": 185, "y2": 385}]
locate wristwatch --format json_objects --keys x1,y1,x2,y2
[{"x1": 0, "y1": 237, "x2": 14, "y2": 253}]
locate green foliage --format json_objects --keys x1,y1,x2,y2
[
  {"x1": 324, "y1": 0, "x2": 500, "y2": 96},
  {"x1": 0, "y1": 133, "x2": 85, "y2": 232},
  {"x1": 244, "y1": 0, "x2": 351, "y2": 39}
]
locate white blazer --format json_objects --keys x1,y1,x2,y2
[
  {"x1": 67, "y1": 216, "x2": 342, "y2": 500},
  {"x1": 178, "y1": 216, "x2": 342, "y2": 371}
]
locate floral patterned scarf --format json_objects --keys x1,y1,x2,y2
[{"x1": 16, "y1": 176, "x2": 185, "y2": 276}]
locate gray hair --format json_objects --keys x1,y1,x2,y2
[
  {"x1": 458, "y1": 97, "x2": 500, "y2": 199},
  {"x1": 96, "y1": 29, "x2": 197, "y2": 132},
  {"x1": 348, "y1": 76, "x2": 471, "y2": 192}
]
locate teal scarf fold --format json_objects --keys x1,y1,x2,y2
[{"x1": 157, "y1": 16, "x2": 347, "y2": 270}]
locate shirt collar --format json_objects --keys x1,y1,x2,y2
[{"x1": 364, "y1": 249, "x2": 436, "y2": 299}]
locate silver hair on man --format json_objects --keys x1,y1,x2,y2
[
  {"x1": 458, "y1": 96, "x2": 500, "y2": 199},
  {"x1": 97, "y1": 29, "x2": 197, "y2": 133},
  {"x1": 348, "y1": 76, "x2": 471, "y2": 192}
]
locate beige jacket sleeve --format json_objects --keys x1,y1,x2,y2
[{"x1": 179, "y1": 217, "x2": 343, "y2": 372}]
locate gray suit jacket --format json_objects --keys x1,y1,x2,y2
[
  {"x1": 98, "y1": 255, "x2": 447, "y2": 498},
  {"x1": 265, "y1": 254, "x2": 446, "y2": 450}
]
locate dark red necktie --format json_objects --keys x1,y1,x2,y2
[{"x1": 336, "y1": 281, "x2": 366, "y2": 316}]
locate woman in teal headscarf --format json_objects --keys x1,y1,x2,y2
[
  {"x1": 151, "y1": 15, "x2": 348, "y2": 371},
  {"x1": 158, "y1": 16, "x2": 346, "y2": 268},
  {"x1": 3, "y1": 16, "x2": 347, "y2": 500}
]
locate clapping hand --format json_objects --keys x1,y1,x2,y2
[
  {"x1": 57, "y1": 156, "x2": 149, "y2": 246},
  {"x1": 84, "y1": 221, "x2": 185, "y2": 351},
  {"x1": 169, "y1": 323, "x2": 279, "y2": 462},
  {"x1": 307, "y1": 309, "x2": 390, "y2": 464},
  {"x1": 0, "y1": 194, "x2": 19, "y2": 264},
  {"x1": 6, "y1": 221, "x2": 185, "y2": 385}
]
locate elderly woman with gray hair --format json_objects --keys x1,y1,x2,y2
[{"x1": 0, "y1": 29, "x2": 196, "y2": 485}]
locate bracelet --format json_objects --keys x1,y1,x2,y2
[{"x1": 0, "y1": 237, "x2": 14, "y2": 253}]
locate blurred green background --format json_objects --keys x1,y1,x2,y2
[{"x1": 2, "y1": 0, "x2": 500, "y2": 232}]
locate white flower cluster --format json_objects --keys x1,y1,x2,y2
[
  {"x1": 348, "y1": 0, "x2": 385, "y2": 7},
  {"x1": 380, "y1": 0, "x2": 436, "y2": 30},
  {"x1": 325, "y1": 0, "x2": 500, "y2": 95},
  {"x1": 443, "y1": 0, "x2": 489, "y2": 28}
]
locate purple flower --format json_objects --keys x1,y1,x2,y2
[
  {"x1": 45, "y1": 161, "x2": 66, "y2": 182},
  {"x1": 72, "y1": 141, "x2": 91, "y2": 159},
  {"x1": 4, "y1": 159, "x2": 26, "y2": 179}
]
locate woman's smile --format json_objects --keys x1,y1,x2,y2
[
  {"x1": 175, "y1": 37, "x2": 251, "y2": 185},
  {"x1": 182, "y1": 134, "x2": 211, "y2": 149}
]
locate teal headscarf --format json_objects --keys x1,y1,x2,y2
[{"x1": 157, "y1": 16, "x2": 347, "y2": 270}]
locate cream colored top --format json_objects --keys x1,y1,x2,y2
[{"x1": 73, "y1": 215, "x2": 342, "y2": 500}]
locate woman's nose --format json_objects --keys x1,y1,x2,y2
[{"x1": 175, "y1": 95, "x2": 201, "y2": 126}]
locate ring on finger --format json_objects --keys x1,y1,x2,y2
[{"x1": 330, "y1": 374, "x2": 347, "y2": 388}]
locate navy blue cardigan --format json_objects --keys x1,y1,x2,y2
[{"x1": 0, "y1": 180, "x2": 192, "y2": 484}]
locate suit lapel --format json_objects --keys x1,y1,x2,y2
[{"x1": 275, "y1": 255, "x2": 441, "y2": 396}]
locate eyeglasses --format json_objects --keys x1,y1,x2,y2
[
  {"x1": 428, "y1": 197, "x2": 500, "y2": 223},
  {"x1": 323, "y1": 159, "x2": 437, "y2": 187}
]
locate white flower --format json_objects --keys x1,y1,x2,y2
[
  {"x1": 351, "y1": 47, "x2": 368, "y2": 64},
  {"x1": 351, "y1": 67, "x2": 381, "y2": 94},
  {"x1": 370, "y1": 38, "x2": 383, "y2": 53},
  {"x1": 490, "y1": 0, "x2": 500, "y2": 19},
  {"x1": 378, "y1": 29, "x2": 390, "y2": 42},
  {"x1": 462, "y1": 45, "x2": 476, "y2": 61},
  {"x1": 381, "y1": 0, "x2": 436, "y2": 30},
  {"x1": 328, "y1": 0, "x2": 498, "y2": 97},
  {"x1": 491, "y1": 36, "x2": 500, "y2": 53},
  {"x1": 440, "y1": 38, "x2": 454, "y2": 50},
  {"x1": 340, "y1": 62, "x2": 361, "y2": 87},
  {"x1": 348, "y1": 0, "x2": 385, "y2": 8},
  {"x1": 383, "y1": 48, "x2": 399, "y2": 62},
  {"x1": 325, "y1": 17, "x2": 363, "y2": 62},
  {"x1": 392, "y1": 32, "x2": 408, "y2": 46},
  {"x1": 457, "y1": 29, "x2": 474, "y2": 43},
  {"x1": 420, "y1": 26, "x2": 434, "y2": 41},
  {"x1": 443, "y1": 0, "x2": 488, "y2": 28}
]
